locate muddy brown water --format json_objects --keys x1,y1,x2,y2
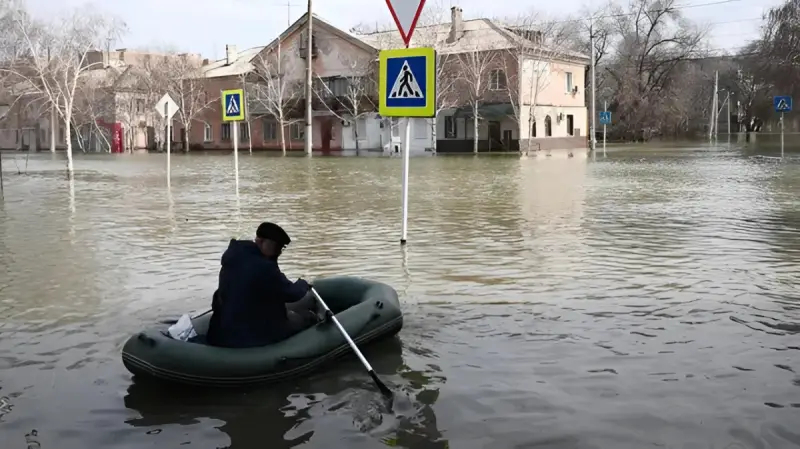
[{"x1": 1, "y1": 147, "x2": 799, "y2": 449}]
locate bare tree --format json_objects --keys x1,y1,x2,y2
[
  {"x1": 70, "y1": 71, "x2": 116, "y2": 152},
  {"x1": 314, "y1": 54, "x2": 377, "y2": 153},
  {"x1": 412, "y1": 3, "x2": 461, "y2": 152},
  {"x1": 455, "y1": 41, "x2": 499, "y2": 153},
  {"x1": 3, "y1": 3, "x2": 124, "y2": 177},
  {"x1": 149, "y1": 55, "x2": 216, "y2": 153},
  {"x1": 602, "y1": 0, "x2": 705, "y2": 140},
  {"x1": 500, "y1": 11, "x2": 578, "y2": 151},
  {"x1": 248, "y1": 47, "x2": 302, "y2": 155}
]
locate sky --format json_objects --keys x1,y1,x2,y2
[{"x1": 25, "y1": 0, "x2": 785, "y2": 61}]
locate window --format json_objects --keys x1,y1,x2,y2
[
  {"x1": 221, "y1": 123, "x2": 231, "y2": 141},
  {"x1": 320, "y1": 77, "x2": 348, "y2": 96},
  {"x1": 40, "y1": 129, "x2": 46, "y2": 142},
  {"x1": 14, "y1": 130, "x2": 19, "y2": 143},
  {"x1": 544, "y1": 115, "x2": 552, "y2": 137},
  {"x1": 444, "y1": 116, "x2": 457, "y2": 138},
  {"x1": 263, "y1": 119, "x2": 277, "y2": 140},
  {"x1": 566, "y1": 114, "x2": 574, "y2": 136},
  {"x1": 290, "y1": 122, "x2": 304, "y2": 140},
  {"x1": 565, "y1": 72, "x2": 573, "y2": 93},
  {"x1": 204, "y1": 123, "x2": 213, "y2": 142},
  {"x1": 490, "y1": 69, "x2": 507, "y2": 90},
  {"x1": 239, "y1": 122, "x2": 250, "y2": 141},
  {"x1": 58, "y1": 127, "x2": 64, "y2": 142},
  {"x1": 136, "y1": 99, "x2": 145, "y2": 113}
]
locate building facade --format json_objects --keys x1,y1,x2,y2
[{"x1": 190, "y1": 8, "x2": 588, "y2": 155}]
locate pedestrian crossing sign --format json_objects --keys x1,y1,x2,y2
[
  {"x1": 379, "y1": 47, "x2": 436, "y2": 117},
  {"x1": 774, "y1": 95, "x2": 792, "y2": 113},
  {"x1": 222, "y1": 88, "x2": 245, "y2": 122}
]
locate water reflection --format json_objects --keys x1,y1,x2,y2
[{"x1": 123, "y1": 338, "x2": 448, "y2": 449}]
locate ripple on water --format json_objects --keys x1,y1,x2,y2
[{"x1": 0, "y1": 151, "x2": 799, "y2": 448}]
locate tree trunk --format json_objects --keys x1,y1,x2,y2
[
  {"x1": 280, "y1": 120, "x2": 287, "y2": 156},
  {"x1": 64, "y1": 110, "x2": 74, "y2": 180},
  {"x1": 353, "y1": 118, "x2": 360, "y2": 153},
  {"x1": 180, "y1": 122, "x2": 188, "y2": 153},
  {"x1": 472, "y1": 103, "x2": 479, "y2": 154},
  {"x1": 50, "y1": 104, "x2": 57, "y2": 153},
  {"x1": 248, "y1": 122, "x2": 252, "y2": 154},
  {"x1": 431, "y1": 112, "x2": 438, "y2": 154}
]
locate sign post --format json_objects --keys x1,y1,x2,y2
[
  {"x1": 774, "y1": 96, "x2": 792, "y2": 159},
  {"x1": 599, "y1": 106, "x2": 611, "y2": 158},
  {"x1": 222, "y1": 88, "x2": 246, "y2": 192},
  {"x1": 381, "y1": 0, "x2": 432, "y2": 245},
  {"x1": 155, "y1": 93, "x2": 180, "y2": 188}
]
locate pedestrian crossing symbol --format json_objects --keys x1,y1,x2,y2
[
  {"x1": 389, "y1": 60, "x2": 423, "y2": 99},
  {"x1": 379, "y1": 47, "x2": 436, "y2": 118},
  {"x1": 774, "y1": 95, "x2": 792, "y2": 113},
  {"x1": 221, "y1": 88, "x2": 245, "y2": 122}
]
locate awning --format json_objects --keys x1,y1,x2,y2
[{"x1": 451, "y1": 103, "x2": 514, "y2": 119}]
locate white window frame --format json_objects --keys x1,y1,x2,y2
[
  {"x1": 565, "y1": 72, "x2": 573, "y2": 93},
  {"x1": 204, "y1": 123, "x2": 213, "y2": 142},
  {"x1": 290, "y1": 122, "x2": 304, "y2": 140},
  {"x1": 490, "y1": 69, "x2": 506, "y2": 90}
]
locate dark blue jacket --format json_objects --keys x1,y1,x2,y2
[{"x1": 206, "y1": 239, "x2": 310, "y2": 348}]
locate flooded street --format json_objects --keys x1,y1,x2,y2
[{"x1": 1, "y1": 147, "x2": 799, "y2": 449}]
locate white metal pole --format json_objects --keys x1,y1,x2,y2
[
  {"x1": 781, "y1": 112, "x2": 785, "y2": 159},
  {"x1": 603, "y1": 100, "x2": 607, "y2": 157},
  {"x1": 727, "y1": 93, "x2": 731, "y2": 135},
  {"x1": 712, "y1": 71, "x2": 719, "y2": 140},
  {"x1": 304, "y1": 0, "x2": 313, "y2": 156},
  {"x1": 589, "y1": 19, "x2": 596, "y2": 152},
  {"x1": 166, "y1": 103, "x2": 171, "y2": 188},
  {"x1": 400, "y1": 118, "x2": 411, "y2": 244},
  {"x1": 233, "y1": 121, "x2": 240, "y2": 192}
]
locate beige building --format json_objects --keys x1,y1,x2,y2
[
  {"x1": 360, "y1": 6, "x2": 590, "y2": 153},
  {"x1": 0, "y1": 49, "x2": 205, "y2": 152},
  {"x1": 193, "y1": 8, "x2": 588, "y2": 155}
]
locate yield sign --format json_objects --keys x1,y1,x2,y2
[{"x1": 385, "y1": 0, "x2": 426, "y2": 47}]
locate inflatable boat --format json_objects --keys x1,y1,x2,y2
[{"x1": 121, "y1": 276, "x2": 403, "y2": 387}]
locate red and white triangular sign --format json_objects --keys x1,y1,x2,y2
[{"x1": 385, "y1": 0, "x2": 426, "y2": 47}]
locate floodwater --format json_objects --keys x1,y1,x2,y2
[{"x1": 1, "y1": 145, "x2": 799, "y2": 449}]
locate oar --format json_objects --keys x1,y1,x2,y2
[
  {"x1": 310, "y1": 287, "x2": 393, "y2": 398},
  {"x1": 159, "y1": 308, "x2": 211, "y2": 325}
]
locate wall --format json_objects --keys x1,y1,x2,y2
[
  {"x1": 520, "y1": 58, "x2": 586, "y2": 107},
  {"x1": 0, "y1": 96, "x2": 66, "y2": 151},
  {"x1": 256, "y1": 21, "x2": 375, "y2": 82}
]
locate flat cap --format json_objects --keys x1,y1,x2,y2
[{"x1": 256, "y1": 222, "x2": 291, "y2": 245}]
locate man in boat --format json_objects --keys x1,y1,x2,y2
[{"x1": 206, "y1": 222, "x2": 322, "y2": 348}]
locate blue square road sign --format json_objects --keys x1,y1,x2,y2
[
  {"x1": 774, "y1": 96, "x2": 792, "y2": 113},
  {"x1": 599, "y1": 111, "x2": 611, "y2": 125}
]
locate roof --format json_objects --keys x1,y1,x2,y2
[
  {"x1": 262, "y1": 13, "x2": 376, "y2": 54},
  {"x1": 203, "y1": 13, "x2": 377, "y2": 79},
  {"x1": 357, "y1": 18, "x2": 589, "y2": 62},
  {"x1": 201, "y1": 45, "x2": 265, "y2": 78}
]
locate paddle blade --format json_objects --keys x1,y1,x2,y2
[{"x1": 369, "y1": 370, "x2": 393, "y2": 398}]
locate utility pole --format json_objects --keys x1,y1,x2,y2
[
  {"x1": 589, "y1": 18, "x2": 596, "y2": 152},
  {"x1": 708, "y1": 71, "x2": 718, "y2": 140},
  {"x1": 713, "y1": 70, "x2": 719, "y2": 140},
  {"x1": 727, "y1": 92, "x2": 731, "y2": 136},
  {"x1": 304, "y1": 0, "x2": 313, "y2": 156}
]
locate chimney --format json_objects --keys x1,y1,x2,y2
[
  {"x1": 226, "y1": 44, "x2": 238, "y2": 65},
  {"x1": 448, "y1": 6, "x2": 463, "y2": 43}
]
